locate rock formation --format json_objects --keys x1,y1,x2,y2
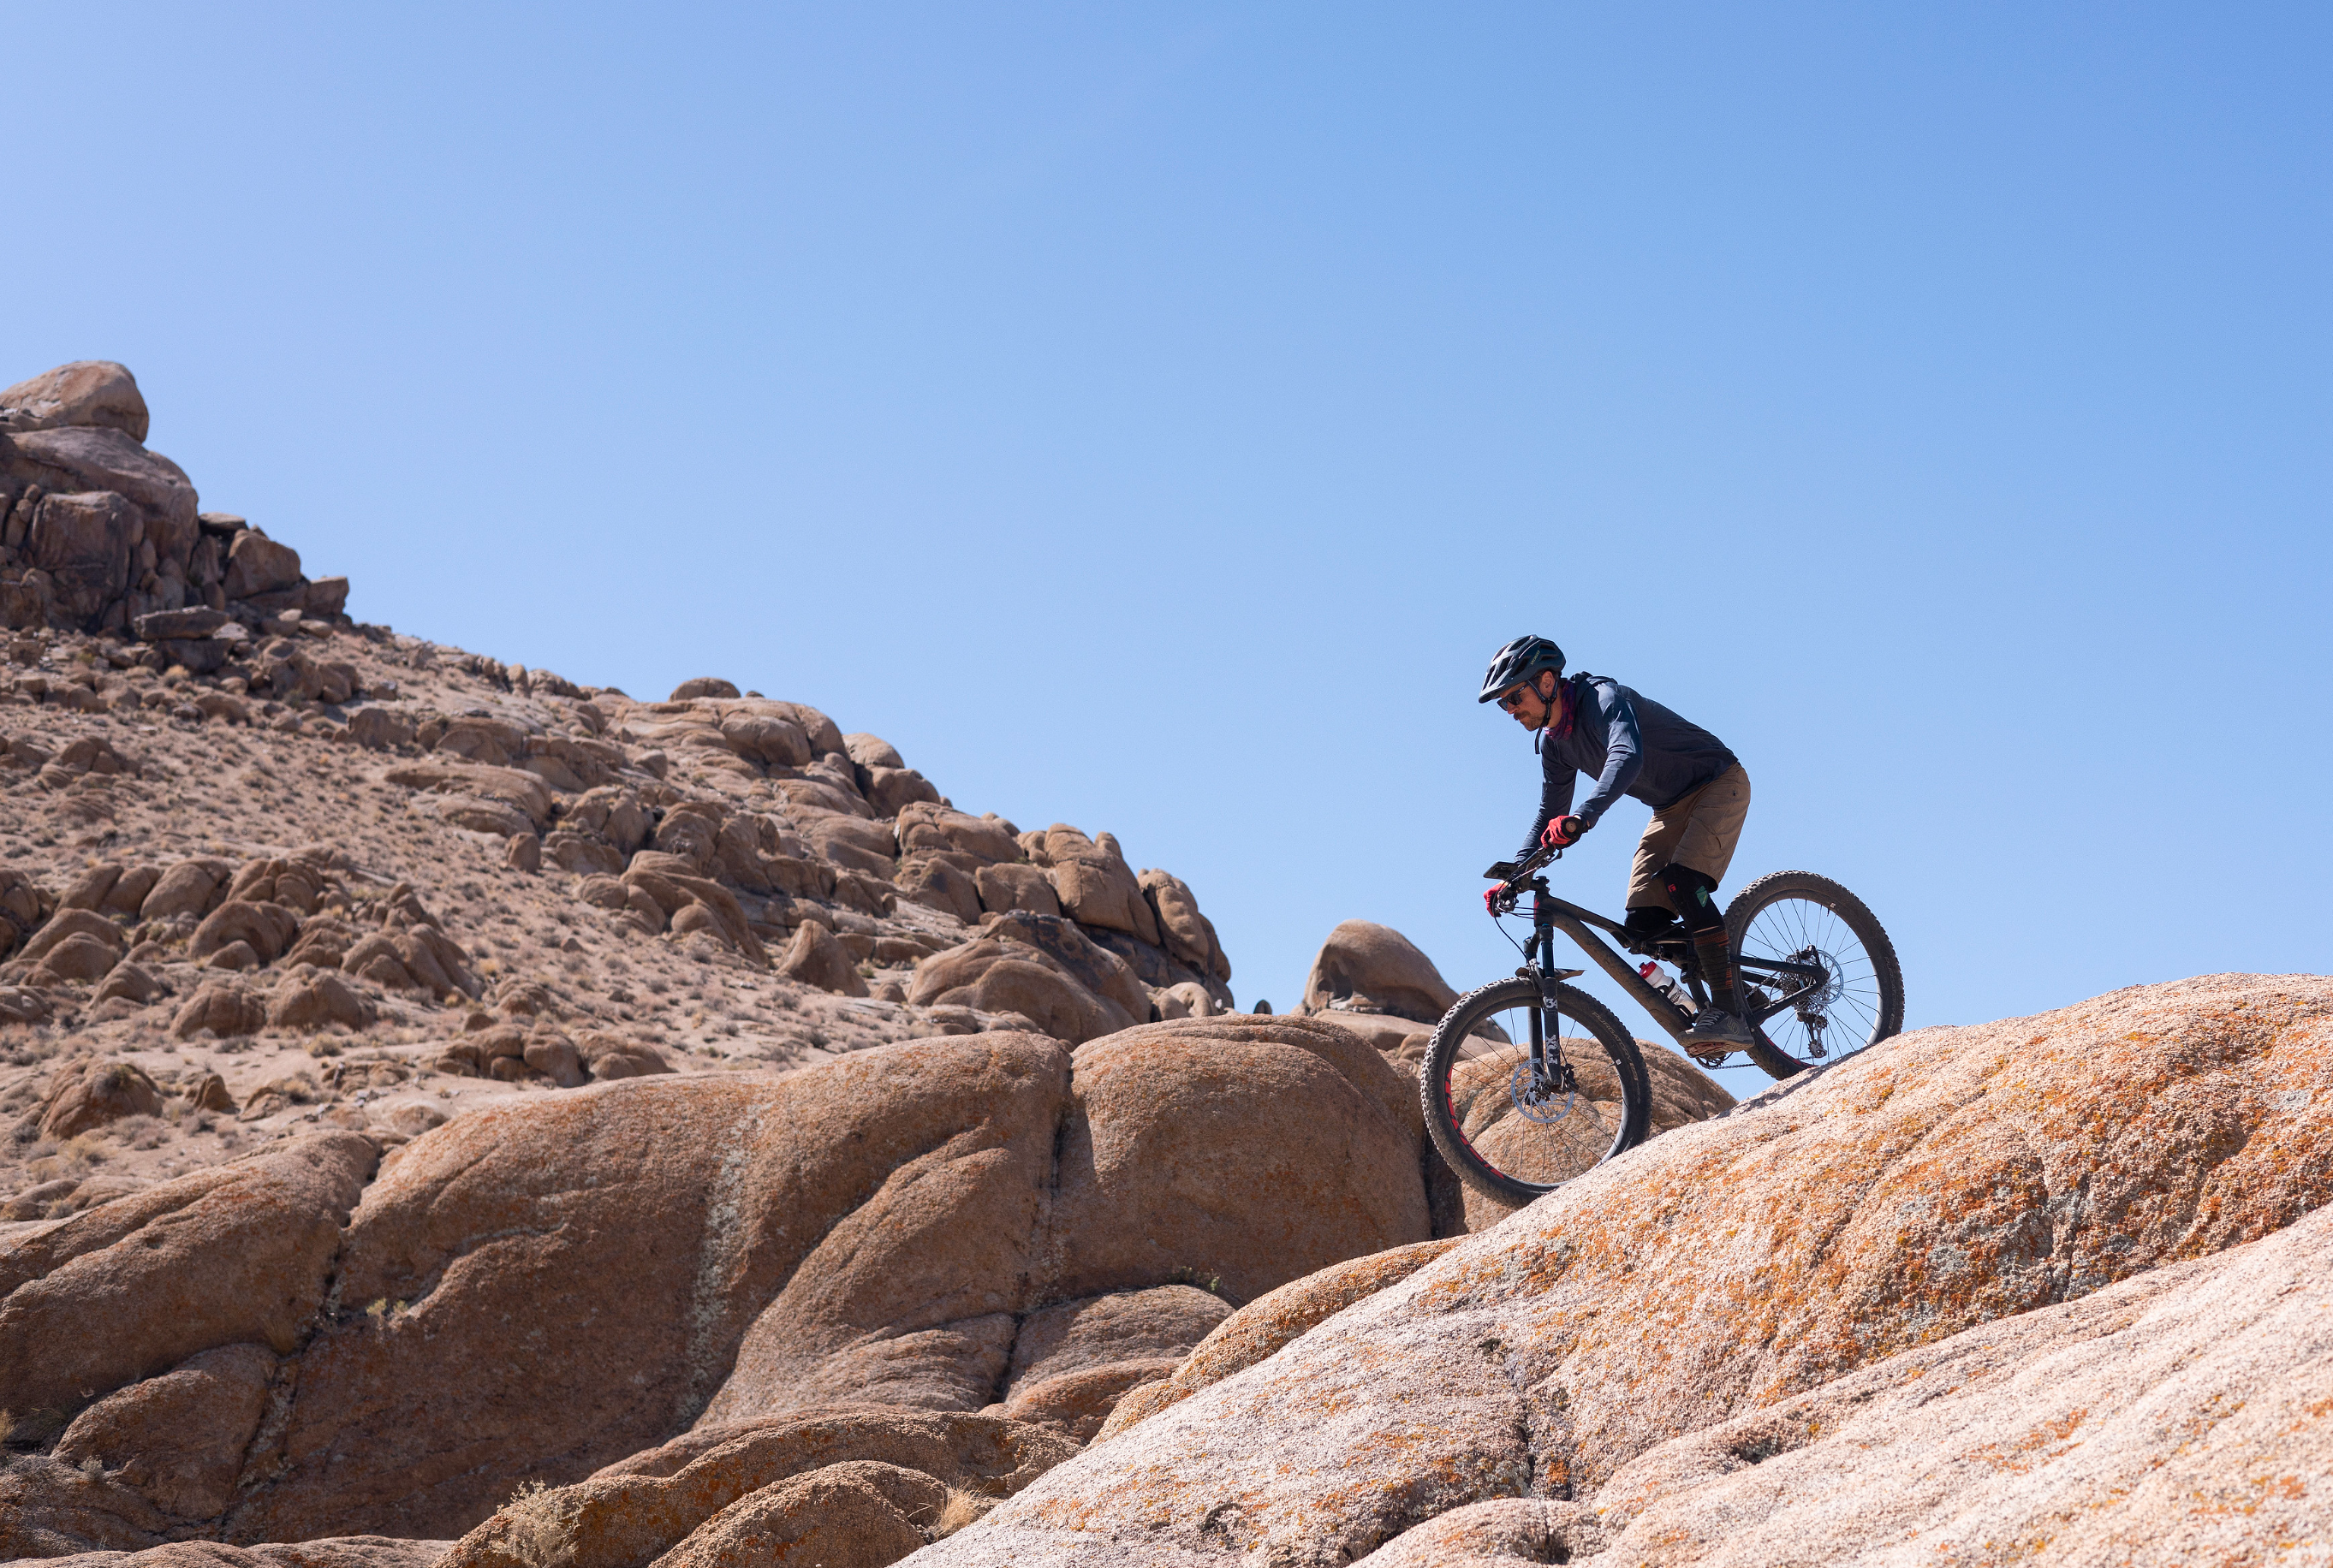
[
  {"x1": 3, "y1": 360, "x2": 2324, "y2": 1566},
  {"x1": 2, "y1": 363, "x2": 345, "y2": 646},
  {"x1": 0, "y1": 359, "x2": 1289, "y2": 1558},
  {"x1": 0, "y1": 1015, "x2": 1451, "y2": 1555},
  {"x1": 912, "y1": 973, "x2": 2333, "y2": 1564}
]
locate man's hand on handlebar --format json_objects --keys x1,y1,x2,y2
[
  {"x1": 1540, "y1": 815, "x2": 1586, "y2": 850},
  {"x1": 1482, "y1": 883, "x2": 1510, "y2": 916}
]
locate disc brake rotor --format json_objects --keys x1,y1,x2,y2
[
  {"x1": 1788, "y1": 945, "x2": 1847, "y2": 1010},
  {"x1": 1788, "y1": 944, "x2": 1846, "y2": 1055},
  {"x1": 1509, "y1": 1059, "x2": 1577, "y2": 1124}
]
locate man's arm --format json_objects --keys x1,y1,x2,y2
[
  {"x1": 1521, "y1": 745, "x2": 1579, "y2": 863},
  {"x1": 1574, "y1": 683, "x2": 1642, "y2": 825}
]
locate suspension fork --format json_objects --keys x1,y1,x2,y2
[
  {"x1": 1527, "y1": 894, "x2": 1568, "y2": 1084},
  {"x1": 1527, "y1": 922, "x2": 1549, "y2": 1081},
  {"x1": 1515, "y1": 884, "x2": 1587, "y2": 1090}
]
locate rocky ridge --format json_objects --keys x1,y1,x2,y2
[
  {"x1": 914, "y1": 973, "x2": 2333, "y2": 1565},
  {"x1": 1, "y1": 360, "x2": 1252, "y2": 1224}
]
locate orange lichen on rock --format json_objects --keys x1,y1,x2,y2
[{"x1": 910, "y1": 974, "x2": 2333, "y2": 1565}]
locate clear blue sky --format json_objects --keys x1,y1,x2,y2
[{"x1": 10, "y1": 3, "x2": 2327, "y2": 1096}]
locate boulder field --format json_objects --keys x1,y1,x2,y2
[
  {"x1": 2, "y1": 357, "x2": 1257, "y2": 1236},
  {"x1": 7, "y1": 977, "x2": 2325, "y2": 1565},
  {"x1": 1, "y1": 1012, "x2": 1466, "y2": 1556},
  {"x1": 5, "y1": 359, "x2": 2326, "y2": 1565}
]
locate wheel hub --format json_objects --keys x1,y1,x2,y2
[
  {"x1": 1509, "y1": 1059, "x2": 1578, "y2": 1124},
  {"x1": 1788, "y1": 945, "x2": 1845, "y2": 1056},
  {"x1": 1788, "y1": 945, "x2": 1846, "y2": 1010}
]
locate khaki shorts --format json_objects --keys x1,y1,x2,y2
[{"x1": 1627, "y1": 764, "x2": 1751, "y2": 912}]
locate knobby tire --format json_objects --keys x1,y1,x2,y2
[
  {"x1": 1725, "y1": 870, "x2": 1905, "y2": 1081},
  {"x1": 1420, "y1": 977, "x2": 1652, "y2": 1205}
]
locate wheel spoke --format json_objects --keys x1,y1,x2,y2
[
  {"x1": 1426, "y1": 982, "x2": 1645, "y2": 1199},
  {"x1": 1726, "y1": 876, "x2": 1902, "y2": 1078}
]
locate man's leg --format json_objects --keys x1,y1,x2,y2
[
  {"x1": 1627, "y1": 805, "x2": 1691, "y2": 943},
  {"x1": 1660, "y1": 767, "x2": 1753, "y2": 1042},
  {"x1": 1623, "y1": 906, "x2": 1680, "y2": 942},
  {"x1": 1669, "y1": 765, "x2": 1751, "y2": 891},
  {"x1": 1662, "y1": 864, "x2": 1741, "y2": 1013}
]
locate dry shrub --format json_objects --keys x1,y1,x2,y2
[
  {"x1": 114, "y1": 1114, "x2": 171, "y2": 1151},
  {"x1": 933, "y1": 1489, "x2": 993, "y2": 1537}
]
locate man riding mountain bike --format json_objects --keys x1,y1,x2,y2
[{"x1": 1479, "y1": 634, "x2": 1755, "y2": 1051}]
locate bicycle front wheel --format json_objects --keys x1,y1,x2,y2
[
  {"x1": 1725, "y1": 870, "x2": 1904, "y2": 1080},
  {"x1": 1420, "y1": 977, "x2": 1651, "y2": 1205}
]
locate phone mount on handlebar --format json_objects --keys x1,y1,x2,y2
[{"x1": 1486, "y1": 840, "x2": 1562, "y2": 884}]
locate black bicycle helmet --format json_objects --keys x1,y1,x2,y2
[{"x1": 1478, "y1": 635, "x2": 1565, "y2": 703}]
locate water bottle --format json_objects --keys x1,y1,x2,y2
[{"x1": 1639, "y1": 960, "x2": 1694, "y2": 1013}]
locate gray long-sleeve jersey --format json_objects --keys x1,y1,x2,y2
[{"x1": 1521, "y1": 673, "x2": 1739, "y2": 861}]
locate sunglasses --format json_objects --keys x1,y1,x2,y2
[{"x1": 1497, "y1": 686, "x2": 1536, "y2": 712}]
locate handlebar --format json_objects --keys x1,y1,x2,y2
[
  {"x1": 1482, "y1": 841, "x2": 1562, "y2": 916},
  {"x1": 1511, "y1": 841, "x2": 1562, "y2": 881}
]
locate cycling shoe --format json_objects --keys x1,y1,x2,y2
[{"x1": 1681, "y1": 1007, "x2": 1754, "y2": 1049}]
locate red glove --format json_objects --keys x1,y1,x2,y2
[
  {"x1": 1541, "y1": 815, "x2": 1586, "y2": 850},
  {"x1": 1483, "y1": 885, "x2": 1506, "y2": 915}
]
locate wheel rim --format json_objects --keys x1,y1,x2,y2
[
  {"x1": 1442, "y1": 997, "x2": 1630, "y2": 1191},
  {"x1": 1736, "y1": 896, "x2": 1887, "y2": 1061}
]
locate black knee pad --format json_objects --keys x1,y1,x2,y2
[{"x1": 1659, "y1": 864, "x2": 1723, "y2": 935}]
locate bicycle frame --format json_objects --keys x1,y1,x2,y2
[{"x1": 1497, "y1": 851, "x2": 1830, "y2": 1050}]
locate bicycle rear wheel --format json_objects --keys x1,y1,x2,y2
[
  {"x1": 1420, "y1": 977, "x2": 1651, "y2": 1205},
  {"x1": 1725, "y1": 870, "x2": 1904, "y2": 1081}
]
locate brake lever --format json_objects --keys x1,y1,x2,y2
[{"x1": 1486, "y1": 845, "x2": 1561, "y2": 918}]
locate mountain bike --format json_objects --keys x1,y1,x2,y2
[{"x1": 1420, "y1": 838, "x2": 1904, "y2": 1204}]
